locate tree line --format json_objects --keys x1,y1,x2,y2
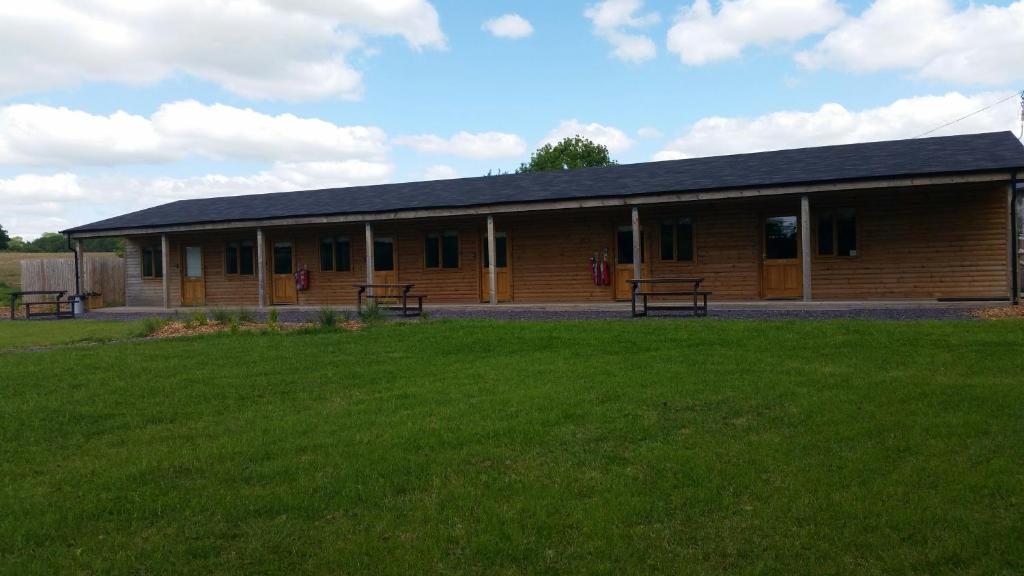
[{"x1": 0, "y1": 226, "x2": 124, "y2": 254}]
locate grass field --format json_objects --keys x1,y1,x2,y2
[
  {"x1": 0, "y1": 319, "x2": 148, "y2": 349},
  {"x1": 1, "y1": 319, "x2": 1022, "y2": 574}
]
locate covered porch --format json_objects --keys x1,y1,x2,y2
[{"x1": 104, "y1": 178, "x2": 1015, "y2": 309}]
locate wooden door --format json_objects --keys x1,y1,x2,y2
[
  {"x1": 372, "y1": 237, "x2": 399, "y2": 298},
  {"x1": 181, "y1": 245, "x2": 205, "y2": 306},
  {"x1": 614, "y1": 226, "x2": 648, "y2": 300},
  {"x1": 481, "y1": 231, "x2": 511, "y2": 302},
  {"x1": 761, "y1": 215, "x2": 802, "y2": 299},
  {"x1": 271, "y1": 241, "x2": 297, "y2": 304}
]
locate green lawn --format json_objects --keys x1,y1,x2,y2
[
  {"x1": 1, "y1": 320, "x2": 1022, "y2": 575},
  {"x1": 0, "y1": 319, "x2": 147, "y2": 349}
]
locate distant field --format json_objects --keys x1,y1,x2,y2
[{"x1": 1, "y1": 319, "x2": 1022, "y2": 574}]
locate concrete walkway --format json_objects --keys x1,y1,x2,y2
[{"x1": 80, "y1": 300, "x2": 996, "y2": 321}]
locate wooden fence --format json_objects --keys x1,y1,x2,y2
[{"x1": 20, "y1": 255, "x2": 125, "y2": 306}]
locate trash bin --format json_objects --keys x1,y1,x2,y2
[{"x1": 70, "y1": 295, "x2": 85, "y2": 316}]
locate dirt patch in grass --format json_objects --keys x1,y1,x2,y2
[
  {"x1": 971, "y1": 306, "x2": 1024, "y2": 319},
  {"x1": 149, "y1": 319, "x2": 364, "y2": 339}
]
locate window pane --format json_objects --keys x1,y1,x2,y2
[
  {"x1": 320, "y1": 238, "x2": 334, "y2": 271},
  {"x1": 273, "y1": 243, "x2": 292, "y2": 275},
  {"x1": 335, "y1": 237, "x2": 351, "y2": 272},
  {"x1": 616, "y1": 228, "x2": 633, "y2": 264},
  {"x1": 676, "y1": 218, "x2": 694, "y2": 262},
  {"x1": 495, "y1": 234, "x2": 508, "y2": 268},
  {"x1": 226, "y1": 243, "x2": 239, "y2": 274},
  {"x1": 441, "y1": 231, "x2": 459, "y2": 268},
  {"x1": 765, "y1": 216, "x2": 798, "y2": 259},
  {"x1": 154, "y1": 249, "x2": 163, "y2": 278},
  {"x1": 239, "y1": 243, "x2": 254, "y2": 275},
  {"x1": 424, "y1": 234, "x2": 439, "y2": 268},
  {"x1": 660, "y1": 222, "x2": 674, "y2": 260},
  {"x1": 836, "y1": 209, "x2": 857, "y2": 256},
  {"x1": 142, "y1": 249, "x2": 153, "y2": 277},
  {"x1": 817, "y1": 212, "x2": 835, "y2": 256},
  {"x1": 374, "y1": 239, "x2": 394, "y2": 271}
]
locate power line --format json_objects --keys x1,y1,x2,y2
[{"x1": 912, "y1": 90, "x2": 1024, "y2": 139}]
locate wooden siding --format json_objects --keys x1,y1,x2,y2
[
  {"x1": 808, "y1": 185, "x2": 1009, "y2": 300},
  {"x1": 123, "y1": 183, "x2": 1011, "y2": 306},
  {"x1": 125, "y1": 238, "x2": 164, "y2": 307}
]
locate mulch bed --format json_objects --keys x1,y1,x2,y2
[
  {"x1": 971, "y1": 306, "x2": 1024, "y2": 319},
  {"x1": 148, "y1": 320, "x2": 364, "y2": 339}
]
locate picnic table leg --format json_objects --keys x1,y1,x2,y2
[{"x1": 631, "y1": 287, "x2": 637, "y2": 317}]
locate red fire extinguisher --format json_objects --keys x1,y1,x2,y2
[{"x1": 295, "y1": 267, "x2": 310, "y2": 291}]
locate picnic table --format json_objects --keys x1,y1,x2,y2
[
  {"x1": 8, "y1": 290, "x2": 76, "y2": 320},
  {"x1": 354, "y1": 283, "x2": 426, "y2": 317},
  {"x1": 629, "y1": 278, "x2": 711, "y2": 317}
]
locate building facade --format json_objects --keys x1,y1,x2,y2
[{"x1": 64, "y1": 132, "x2": 1024, "y2": 307}]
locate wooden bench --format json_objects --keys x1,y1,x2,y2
[
  {"x1": 354, "y1": 284, "x2": 426, "y2": 317},
  {"x1": 629, "y1": 278, "x2": 711, "y2": 317},
  {"x1": 9, "y1": 290, "x2": 76, "y2": 320}
]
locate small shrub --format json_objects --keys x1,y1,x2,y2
[
  {"x1": 210, "y1": 307, "x2": 232, "y2": 323},
  {"x1": 317, "y1": 306, "x2": 337, "y2": 328},
  {"x1": 360, "y1": 300, "x2": 384, "y2": 324},
  {"x1": 228, "y1": 317, "x2": 241, "y2": 333},
  {"x1": 235, "y1": 308, "x2": 255, "y2": 323},
  {"x1": 191, "y1": 310, "x2": 208, "y2": 326},
  {"x1": 141, "y1": 316, "x2": 168, "y2": 336},
  {"x1": 419, "y1": 309, "x2": 431, "y2": 321},
  {"x1": 267, "y1": 307, "x2": 279, "y2": 330}
]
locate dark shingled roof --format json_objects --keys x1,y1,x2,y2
[{"x1": 64, "y1": 131, "x2": 1024, "y2": 234}]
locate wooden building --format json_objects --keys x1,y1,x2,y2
[{"x1": 63, "y1": 131, "x2": 1024, "y2": 307}]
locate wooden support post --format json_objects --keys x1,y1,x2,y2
[
  {"x1": 75, "y1": 239, "x2": 86, "y2": 296},
  {"x1": 256, "y1": 227, "x2": 266, "y2": 307},
  {"x1": 365, "y1": 222, "x2": 374, "y2": 297},
  {"x1": 1009, "y1": 182, "x2": 1018, "y2": 304},
  {"x1": 631, "y1": 206, "x2": 641, "y2": 282},
  {"x1": 1015, "y1": 186, "x2": 1022, "y2": 304},
  {"x1": 161, "y1": 233, "x2": 170, "y2": 308},
  {"x1": 486, "y1": 215, "x2": 497, "y2": 305},
  {"x1": 801, "y1": 194, "x2": 812, "y2": 301}
]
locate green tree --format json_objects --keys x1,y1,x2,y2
[
  {"x1": 6, "y1": 236, "x2": 33, "y2": 252},
  {"x1": 29, "y1": 232, "x2": 67, "y2": 252},
  {"x1": 0, "y1": 224, "x2": 9, "y2": 250},
  {"x1": 516, "y1": 135, "x2": 616, "y2": 173}
]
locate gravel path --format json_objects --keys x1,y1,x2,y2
[{"x1": 69, "y1": 307, "x2": 979, "y2": 322}]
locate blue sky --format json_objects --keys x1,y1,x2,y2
[{"x1": 1, "y1": 0, "x2": 1022, "y2": 238}]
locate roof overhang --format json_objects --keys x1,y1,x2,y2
[{"x1": 65, "y1": 170, "x2": 1016, "y2": 239}]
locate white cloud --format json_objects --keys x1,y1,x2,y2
[
  {"x1": 584, "y1": 0, "x2": 660, "y2": 63},
  {"x1": 636, "y1": 127, "x2": 662, "y2": 139},
  {"x1": 1, "y1": 161, "x2": 395, "y2": 239},
  {"x1": 542, "y1": 120, "x2": 635, "y2": 154},
  {"x1": 482, "y1": 14, "x2": 534, "y2": 39},
  {"x1": 0, "y1": 0, "x2": 445, "y2": 101},
  {"x1": 151, "y1": 101, "x2": 389, "y2": 162},
  {"x1": 796, "y1": 0, "x2": 1024, "y2": 85},
  {"x1": 0, "y1": 101, "x2": 389, "y2": 167},
  {"x1": 667, "y1": 0, "x2": 844, "y2": 65},
  {"x1": 422, "y1": 164, "x2": 460, "y2": 180},
  {"x1": 394, "y1": 131, "x2": 527, "y2": 159},
  {"x1": 0, "y1": 105, "x2": 169, "y2": 166},
  {"x1": 654, "y1": 91, "x2": 1020, "y2": 160}
]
